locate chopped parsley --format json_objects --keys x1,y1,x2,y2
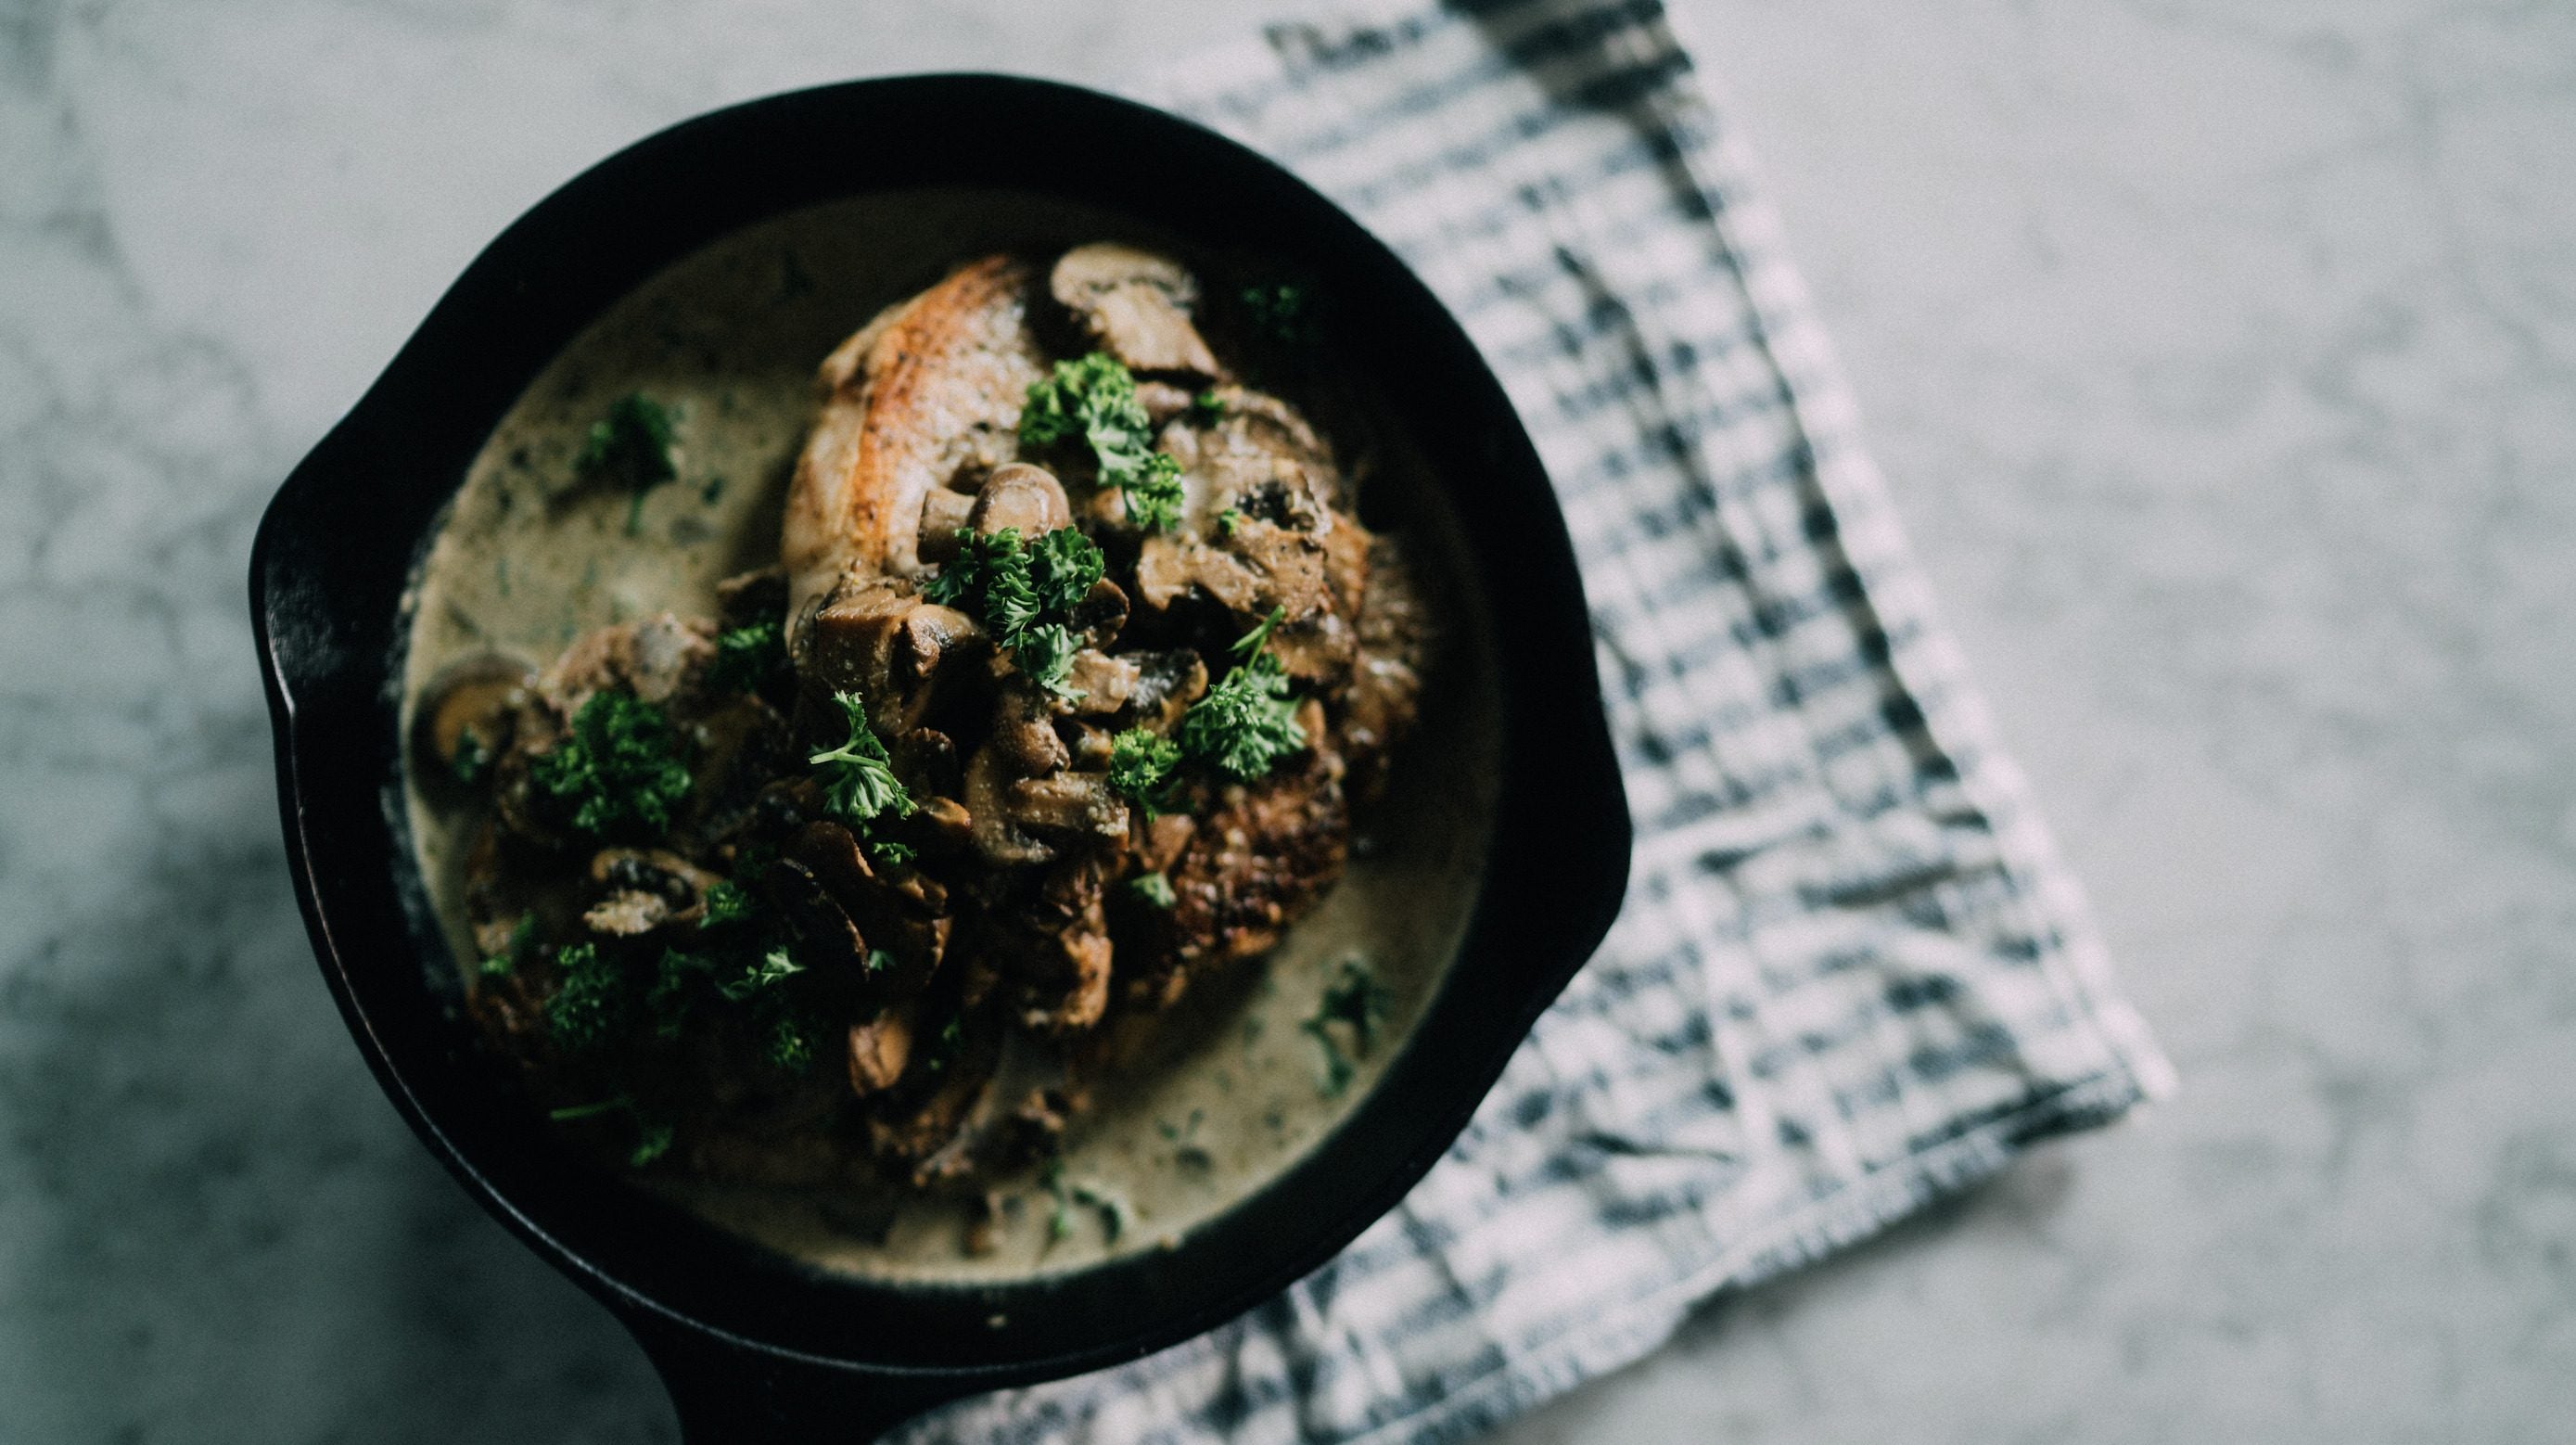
[
  {"x1": 545, "y1": 941, "x2": 627, "y2": 1051},
  {"x1": 1123, "y1": 452, "x2": 1186, "y2": 533},
  {"x1": 545, "y1": 1095, "x2": 671, "y2": 1168},
  {"x1": 479, "y1": 914, "x2": 534, "y2": 978},
  {"x1": 810, "y1": 690, "x2": 914, "y2": 826},
  {"x1": 577, "y1": 392, "x2": 680, "y2": 533},
  {"x1": 718, "y1": 946, "x2": 803, "y2": 1003},
  {"x1": 710, "y1": 618, "x2": 787, "y2": 696},
  {"x1": 1231, "y1": 604, "x2": 1287, "y2": 659},
  {"x1": 1192, "y1": 389, "x2": 1226, "y2": 420},
  {"x1": 1302, "y1": 957, "x2": 1390, "y2": 1097},
  {"x1": 1129, "y1": 871, "x2": 1178, "y2": 910},
  {"x1": 1241, "y1": 282, "x2": 1317, "y2": 349},
  {"x1": 453, "y1": 729, "x2": 493, "y2": 786},
  {"x1": 1178, "y1": 612, "x2": 1306, "y2": 782},
  {"x1": 1011, "y1": 620, "x2": 1080, "y2": 697},
  {"x1": 1040, "y1": 1162, "x2": 1131, "y2": 1246},
  {"x1": 923, "y1": 527, "x2": 1106, "y2": 698},
  {"x1": 700, "y1": 879, "x2": 755, "y2": 928},
  {"x1": 1107, "y1": 727, "x2": 1181, "y2": 813},
  {"x1": 630, "y1": 1122, "x2": 675, "y2": 1168},
  {"x1": 530, "y1": 689, "x2": 694, "y2": 840},
  {"x1": 1216, "y1": 505, "x2": 1244, "y2": 537},
  {"x1": 1019, "y1": 352, "x2": 1184, "y2": 532},
  {"x1": 1029, "y1": 526, "x2": 1105, "y2": 614},
  {"x1": 764, "y1": 1013, "x2": 818, "y2": 1074}
]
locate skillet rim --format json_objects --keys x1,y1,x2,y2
[{"x1": 250, "y1": 70, "x2": 1631, "y2": 1388}]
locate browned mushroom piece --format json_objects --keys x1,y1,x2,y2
[
  {"x1": 765, "y1": 855, "x2": 868, "y2": 973},
  {"x1": 1059, "y1": 650, "x2": 1139, "y2": 715},
  {"x1": 848, "y1": 1009, "x2": 913, "y2": 1096},
  {"x1": 967, "y1": 462, "x2": 1072, "y2": 539},
  {"x1": 1121, "y1": 649, "x2": 1208, "y2": 735},
  {"x1": 964, "y1": 744, "x2": 1055, "y2": 868},
  {"x1": 803, "y1": 577, "x2": 987, "y2": 735},
  {"x1": 1048, "y1": 243, "x2": 1222, "y2": 378},
  {"x1": 581, "y1": 848, "x2": 724, "y2": 937},
  {"x1": 915, "y1": 487, "x2": 976, "y2": 561},
  {"x1": 1003, "y1": 774, "x2": 1129, "y2": 841},
  {"x1": 415, "y1": 653, "x2": 535, "y2": 785}
]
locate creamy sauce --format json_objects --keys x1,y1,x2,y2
[{"x1": 398, "y1": 189, "x2": 1500, "y2": 1282}]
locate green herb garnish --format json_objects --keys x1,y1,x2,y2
[
  {"x1": 810, "y1": 690, "x2": 914, "y2": 825},
  {"x1": 479, "y1": 914, "x2": 535, "y2": 978},
  {"x1": 718, "y1": 946, "x2": 803, "y2": 1003},
  {"x1": 763, "y1": 1014, "x2": 817, "y2": 1074},
  {"x1": 1216, "y1": 505, "x2": 1244, "y2": 537},
  {"x1": 1019, "y1": 352, "x2": 1186, "y2": 533},
  {"x1": 545, "y1": 941, "x2": 627, "y2": 1050},
  {"x1": 630, "y1": 1122, "x2": 675, "y2": 1167},
  {"x1": 1129, "y1": 871, "x2": 1178, "y2": 910},
  {"x1": 1231, "y1": 605, "x2": 1287, "y2": 659},
  {"x1": 453, "y1": 729, "x2": 493, "y2": 786},
  {"x1": 1301, "y1": 957, "x2": 1389, "y2": 1097},
  {"x1": 1123, "y1": 452, "x2": 1186, "y2": 533},
  {"x1": 577, "y1": 392, "x2": 679, "y2": 533},
  {"x1": 1029, "y1": 525, "x2": 1105, "y2": 614},
  {"x1": 1241, "y1": 282, "x2": 1316, "y2": 349},
  {"x1": 923, "y1": 527, "x2": 1105, "y2": 698},
  {"x1": 1107, "y1": 727, "x2": 1181, "y2": 814},
  {"x1": 710, "y1": 618, "x2": 786, "y2": 695},
  {"x1": 1192, "y1": 389, "x2": 1226, "y2": 420},
  {"x1": 700, "y1": 879, "x2": 754, "y2": 928},
  {"x1": 530, "y1": 689, "x2": 694, "y2": 839},
  {"x1": 1177, "y1": 616, "x2": 1306, "y2": 782}
]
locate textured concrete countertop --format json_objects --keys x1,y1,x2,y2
[{"x1": 3, "y1": 2, "x2": 2570, "y2": 1441}]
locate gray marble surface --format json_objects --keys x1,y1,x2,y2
[{"x1": 2, "y1": 1, "x2": 2570, "y2": 1440}]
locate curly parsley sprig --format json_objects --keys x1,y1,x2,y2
[
  {"x1": 923, "y1": 526, "x2": 1105, "y2": 698},
  {"x1": 1178, "y1": 607, "x2": 1306, "y2": 782},
  {"x1": 810, "y1": 690, "x2": 914, "y2": 826},
  {"x1": 1019, "y1": 352, "x2": 1185, "y2": 533},
  {"x1": 530, "y1": 690, "x2": 694, "y2": 840}
]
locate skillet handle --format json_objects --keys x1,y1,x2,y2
[{"x1": 623, "y1": 1312, "x2": 961, "y2": 1443}]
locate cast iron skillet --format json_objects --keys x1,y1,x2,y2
[{"x1": 250, "y1": 74, "x2": 1629, "y2": 1442}]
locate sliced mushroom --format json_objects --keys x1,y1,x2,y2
[
  {"x1": 583, "y1": 891, "x2": 670, "y2": 937},
  {"x1": 1003, "y1": 774, "x2": 1129, "y2": 840},
  {"x1": 1060, "y1": 650, "x2": 1139, "y2": 715},
  {"x1": 804, "y1": 577, "x2": 986, "y2": 735},
  {"x1": 1122, "y1": 649, "x2": 1208, "y2": 735},
  {"x1": 989, "y1": 685, "x2": 1069, "y2": 776},
  {"x1": 848, "y1": 1010, "x2": 913, "y2": 1096},
  {"x1": 1134, "y1": 535, "x2": 1263, "y2": 613},
  {"x1": 968, "y1": 462, "x2": 1071, "y2": 539},
  {"x1": 916, "y1": 488, "x2": 976, "y2": 561},
  {"x1": 415, "y1": 654, "x2": 534, "y2": 786},
  {"x1": 1048, "y1": 243, "x2": 1220, "y2": 377},
  {"x1": 765, "y1": 856, "x2": 867, "y2": 973},
  {"x1": 964, "y1": 745, "x2": 1055, "y2": 868}
]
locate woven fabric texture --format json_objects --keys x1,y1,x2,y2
[{"x1": 899, "y1": 4, "x2": 2174, "y2": 1439}]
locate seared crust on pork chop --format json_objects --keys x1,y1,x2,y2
[{"x1": 783, "y1": 256, "x2": 1047, "y2": 641}]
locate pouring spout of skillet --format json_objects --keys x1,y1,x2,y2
[{"x1": 251, "y1": 74, "x2": 1629, "y2": 1441}]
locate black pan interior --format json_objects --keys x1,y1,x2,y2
[{"x1": 253, "y1": 73, "x2": 1629, "y2": 1399}]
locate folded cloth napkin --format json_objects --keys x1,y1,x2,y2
[{"x1": 900, "y1": 2, "x2": 2176, "y2": 1439}]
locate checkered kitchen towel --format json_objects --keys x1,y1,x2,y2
[{"x1": 903, "y1": 2, "x2": 2177, "y2": 1439}]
